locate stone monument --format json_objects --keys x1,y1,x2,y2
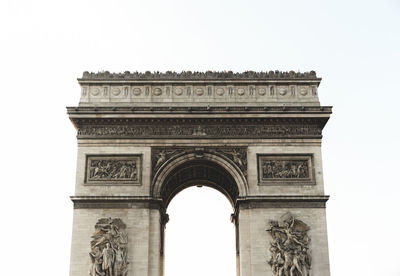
[{"x1": 68, "y1": 71, "x2": 331, "y2": 276}]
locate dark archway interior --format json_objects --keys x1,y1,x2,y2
[{"x1": 161, "y1": 160, "x2": 239, "y2": 208}]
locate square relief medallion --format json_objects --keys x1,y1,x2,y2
[
  {"x1": 85, "y1": 155, "x2": 142, "y2": 185},
  {"x1": 257, "y1": 154, "x2": 315, "y2": 185}
]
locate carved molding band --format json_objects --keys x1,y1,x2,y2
[
  {"x1": 258, "y1": 155, "x2": 314, "y2": 185},
  {"x1": 89, "y1": 218, "x2": 128, "y2": 276},
  {"x1": 71, "y1": 196, "x2": 162, "y2": 209},
  {"x1": 85, "y1": 155, "x2": 142, "y2": 185},
  {"x1": 80, "y1": 70, "x2": 319, "y2": 80},
  {"x1": 267, "y1": 214, "x2": 311, "y2": 276},
  {"x1": 76, "y1": 118, "x2": 324, "y2": 139},
  {"x1": 78, "y1": 71, "x2": 321, "y2": 106}
]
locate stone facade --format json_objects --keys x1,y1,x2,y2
[{"x1": 68, "y1": 71, "x2": 331, "y2": 276}]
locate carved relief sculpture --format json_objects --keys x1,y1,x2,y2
[
  {"x1": 86, "y1": 155, "x2": 141, "y2": 185},
  {"x1": 153, "y1": 150, "x2": 177, "y2": 171},
  {"x1": 151, "y1": 147, "x2": 247, "y2": 178},
  {"x1": 267, "y1": 214, "x2": 311, "y2": 276},
  {"x1": 262, "y1": 160, "x2": 308, "y2": 179},
  {"x1": 258, "y1": 155, "x2": 314, "y2": 185},
  {"x1": 212, "y1": 148, "x2": 247, "y2": 176},
  {"x1": 89, "y1": 218, "x2": 128, "y2": 276},
  {"x1": 77, "y1": 122, "x2": 323, "y2": 139}
]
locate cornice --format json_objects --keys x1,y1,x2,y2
[
  {"x1": 70, "y1": 196, "x2": 163, "y2": 209},
  {"x1": 67, "y1": 105, "x2": 332, "y2": 116},
  {"x1": 236, "y1": 195, "x2": 330, "y2": 208},
  {"x1": 70, "y1": 195, "x2": 329, "y2": 209},
  {"x1": 79, "y1": 70, "x2": 320, "y2": 83}
]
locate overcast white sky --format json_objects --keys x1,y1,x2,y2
[{"x1": 1, "y1": 0, "x2": 399, "y2": 275}]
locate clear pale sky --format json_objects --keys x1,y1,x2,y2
[{"x1": 1, "y1": 1, "x2": 399, "y2": 275}]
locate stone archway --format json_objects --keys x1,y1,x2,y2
[
  {"x1": 151, "y1": 148, "x2": 247, "y2": 269},
  {"x1": 68, "y1": 71, "x2": 332, "y2": 276},
  {"x1": 151, "y1": 148, "x2": 248, "y2": 206},
  {"x1": 159, "y1": 159, "x2": 239, "y2": 208}
]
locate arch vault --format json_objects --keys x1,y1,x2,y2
[{"x1": 68, "y1": 71, "x2": 332, "y2": 276}]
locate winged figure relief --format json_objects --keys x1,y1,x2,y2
[{"x1": 267, "y1": 214, "x2": 311, "y2": 276}]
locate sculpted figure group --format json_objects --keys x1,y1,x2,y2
[
  {"x1": 89, "y1": 160, "x2": 137, "y2": 181},
  {"x1": 267, "y1": 214, "x2": 311, "y2": 276},
  {"x1": 262, "y1": 160, "x2": 308, "y2": 179},
  {"x1": 89, "y1": 218, "x2": 128, "y2": 276}
]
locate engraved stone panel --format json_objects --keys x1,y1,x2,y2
[
  {"x1": 216, "y1": 87, "x2": 225, "y2": 96},
  {"x1": 173, "y1": 87, "x2": 183, "y2": 96},
  {"x1": 258, "y1": 155, "x2": 314, "y2": 185},
  {"x1": 132, "y1": 87, "x2": 142, "y2": 96},
  {"x1": 152, "y1": 87, "x2": 162, "y2": 96},
  {"x1": 258, "y1": 87, "x2": 266, "y2": 96},
  {"x1": 237, "y1": 87, "x2": 245, "y2": 96},
  {"x1": 85, "y1": 155, "x2": 141, "y2": 185},
  {"x1": 90, "y1": 87, "x2": 101, "y2": 96},
  {"x1": 111, "y1": 87, "x2": 121, "y2": 96},
  {"x1": 298, "y1": 86, "x2": 309, "y2": 96},
  {"x1": 195, "y1": 87, "x2": 204, "y2": 96},
  {"x1": 277, "y1": 86, "x2": 288, "y2": 96}
]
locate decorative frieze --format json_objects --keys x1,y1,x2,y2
[
  {"x1": 78, "y1": 71, "x2": 321, "y2": 105},
  {"x1": 258, "y1": 155, "x2": 314, "y2": 185},
  {"x1": 79, "y1": 83, "x2": 319, "y2": 106},
  {"x1": 85, "y1": 155, "x2": 141, "y2": 185},
  {"x1": 76, "y1": 118, "x2": 324, "y2": 139},
  {"x1": 89, "y1": 218, "x2": 128, "y2": 276},
  {"x1": 80, "y1": 70, "x2": 318, "y2": 80}
]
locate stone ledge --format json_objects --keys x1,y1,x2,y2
[
  {"x1": 236, "y1": 195, "x2": 329, "y2": 208},
  {"x1": 70, "y1": 196, "x2": 162, "y2": 209},
  {"x1": 79, "y1": 70, "x2": 320, "y2": 81},
  {"x1": 67, "y1": 106, "x2": 332, "y2": 115},
  {"x1": 71, "y1": 195, "x2": 329, "y2": 209}
]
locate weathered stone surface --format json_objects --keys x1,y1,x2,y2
[
  {"x1": 80, "y1": 70, "x2": 318, "y2": 80},
  {"x1": 77, "y1": 71, "x2": 321, "y2": 107},
  {"x1": 68, "y1": 71, "x2": 331, "y2": 276}
]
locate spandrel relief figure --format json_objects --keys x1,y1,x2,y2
[
  {"x1": 154, "y1": 150, "x2": 176, "y2": 170},
  {"x1": 215, "y1": 148, "x2": 247, "y2": 176},
  {"x1": 267, "y1": 214, "x2": 311, "y2": 276},
  {"x1": 89, "y1": 218, "x2": 128, "y2": 276}
]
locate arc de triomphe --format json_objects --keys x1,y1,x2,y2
[{"x1": 67, "y1": 71, "x2": 331, "y2": 276}]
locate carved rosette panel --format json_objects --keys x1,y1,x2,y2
[
  {"x1": 89, "y1": 218, "x2": 128, "y2": 276},
  {"x1": 85, "y1": 155, "x2": 141, "y2": 185},
  {"x1": 267, "y1": 214, "x2": 311, "y2": 276},
  {"x1": 151, "y1": 147, "x2": 247, "y2": 178},
  {"x1": 258, "y1": 155, "x2": 314, "y2": 185}
]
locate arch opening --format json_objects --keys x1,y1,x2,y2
[
  {"x1": 164, "y1": 186, "x2": 237, "y2": 276},
  {"x1": 160, "y1": 160, "x2": 239, "y2": 209}
]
